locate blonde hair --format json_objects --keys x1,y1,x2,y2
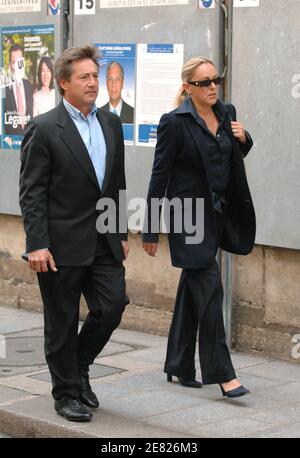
[{"x1": 175, "y1": 56, "x2": 215, "y2": 107}]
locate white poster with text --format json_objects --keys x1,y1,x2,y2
[{"x1": 135, "y1": 43, "x2": 183, "y2": 147}]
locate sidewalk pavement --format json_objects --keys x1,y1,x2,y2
[{"x1": 0, "y1": 305, "x2": 300, "y2": 439}]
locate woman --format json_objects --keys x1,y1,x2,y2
[
  {"x1": 33, "y1": 56, "x2": 55, "y2": 117},
  {"x1": 142, "y1": 57, "x2": 255, "y2": 398}
]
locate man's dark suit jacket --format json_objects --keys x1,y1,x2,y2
[
  {"x1": 19, "y1": 101, "x2": 127, "y2": 266},
  {"x1": 101, "y1": 99, "x2": 134, "y2": 124},
  {"x1": 4, "y1": 79, "x2": 33, "y2": 135},
  {"x1": 143, "y1": 98, "x2": 256, "y2": 269}
]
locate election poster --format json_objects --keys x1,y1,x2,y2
[
  {"x1": 135, "y1": 43, "x2": 183, "y2": 147},
  {"x1": 0, "y1": 0, "x2": 41, "y2": 13},
  {"x1": 1, "y1": 24, "x2": 55, "y2": 149},
  {"x1": 95, "y1": 43, "x2": 136, "y2": 145}
]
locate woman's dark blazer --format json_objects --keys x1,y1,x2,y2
[{"x1": 143, "y1": 97, "x2": 256, "y2": 269}]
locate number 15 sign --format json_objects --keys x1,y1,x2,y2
[{"x1": 75, "y1": 0, "x2": 96, "y2": 15}]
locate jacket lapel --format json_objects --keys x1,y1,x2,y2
[
  {"x1": 185, "y1": 116, "x2": 212, "y2": 193},
  {"x1": 97, "y1": 109, "x2": 115, "y2": 194},
  {"x1": 175, "y1": 99, "x2": 213, "y2": 200},
  {"x1": 57, "y1": 102, "x2": 100, "y2": 190}
]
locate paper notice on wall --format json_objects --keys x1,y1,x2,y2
[
  {"x1": 135, "y1": 43, "x2": 183, "y2": 147},
  {"x1": 234, "y1": 0, "x2": 259, "y2": 7},
  {"x1": 0, "y1": 0, "x2": 41, "y2": 13},
  {"x1": 100, "y1": 0, "x2": 188, "y2": 8}
]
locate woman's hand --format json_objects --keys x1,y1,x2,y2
[
  {"x1": 231, "y1": 121, "x2": 247, "y2": 144},
  {"x1": 143, "y1": 242, "x2": 158, "y2": 257}
]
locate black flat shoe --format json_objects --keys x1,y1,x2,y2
[
  {"x1": 167, "y1": 373, "x2": 202, "y2": 388},
  {"x1": 55, "y1": 396, "x2": 92, "y2": 422},
  {"x1": 220, "y1": 384, "x2": 250, "y2": 398},
  {"x1": 79, "y1": 372, "x2": 99, "y2": 409}
]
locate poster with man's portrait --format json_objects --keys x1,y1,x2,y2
[
  {"x1": 1, "y1": 24, "x2": 55, "y2": 150},
  {"x1": 95, "y1": 43, "x2": 136, "y2": 145}
]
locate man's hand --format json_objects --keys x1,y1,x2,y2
[
  {"x1": 121, "y1": 241, "x2": 129, "y2": 261},
  {"x1": 143, "y1": 242, "x2": 158, "y2": 257},
  {"x1": 28, "y1": 249, "x2": 57, "y2": 273},
  {"x1": 231, "y1": 121, "x2": 247, "y2": 144}
]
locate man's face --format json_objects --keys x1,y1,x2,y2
[
  {"x1": 10, "y1": 49, "x2": 25, "y2": 82},
  {"x1": 60, "y1": 58, "x2": 99, "y2": 109},
  {"x1": 106, "y1": 65, "x2": 124, "y2": 105}
]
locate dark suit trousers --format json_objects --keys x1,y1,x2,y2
[
  {"x1": 164, "y1": 210, "x2": 236, "y2": 384},
  {"x1": 37, "y1": 236, "x2": 129, "y2": 400}
]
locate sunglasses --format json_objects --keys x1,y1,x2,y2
[{"x1": 187, "y1": 76, "x2": 224, "y2": 88}]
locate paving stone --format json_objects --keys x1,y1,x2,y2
[
  {"x1": 238, "y1": 359, "x2": 300, "y2": 382},
  {"x1": 251, "y1": 382, "x2": 300, "y2": 403},
  {"x1": 0, "y1": 308, "x2": 43, "y2": 334},
  {"x1": 0, "y1": 385, "x2": 35, "y2": 406},
  {"x1": 244, "y1": 422, "x2": 300, "y2": 438},
  {"x1": 248, "y1": 402, "x2": 300, "y2": 426},
  {"x1": 99, "y1": 389, "x2": 208, "y2": 420},
  {"x1": 231, "y1": 352, "x2": 275, "y2": 369},
  {"x1": 187, "y1": 416, "x2": 274, "y2": 438},
  {"x1": 30, "y1": 363, "x2": 124, "y2": 383},
  {"x1": 0, "y1": 365, "x2": 47, "y2": 378}
]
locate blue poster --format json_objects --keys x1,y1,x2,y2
[
  {"x1": 1, "y1": 24, "x2": 55, "y2": 150},
  {"x1": 94, "y1": 43, "x2": 136, "y2": 145}
]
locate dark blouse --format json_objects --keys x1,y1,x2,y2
[{"x1": 195, "y1": 104, "x2": 232, "y2": 194}]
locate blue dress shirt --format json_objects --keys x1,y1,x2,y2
[{"x1": 63, "y1": 98, "x2": 107, "y2": 190}]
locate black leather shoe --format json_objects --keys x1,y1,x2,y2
[
  {"x1": 79, "y1": 373, "x2": 99, "y2": 408},
  {"x1": 55, "y1": 397, "x2": 92, "y2": 422},
  {"x1": 167, "y1": 373, "x2": 202, "y2": 388},
  {"x1": 220, "y1": 384, "x2": 250, "y2": 398}
]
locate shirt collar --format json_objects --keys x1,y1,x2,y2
[
  {"x1": 175, "y1": 96, "x2": 227, "y2": 125},
  {"x1": 63, "y1": 98, "x2": 98, "y2": 120},
  {"x1": 109, "y1": 99, "x2": 123, "y2": 114}
]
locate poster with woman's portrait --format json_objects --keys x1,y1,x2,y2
[{"x1": 1, "y1": 24, "x2": 55, "y2": 150}]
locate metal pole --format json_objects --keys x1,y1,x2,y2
[
  {"x1": 219, "y1": 0, "x2": 233, "y2": 348},
  {"x1": 61, "y1": 0, "x2": 71, "y2": 52}
]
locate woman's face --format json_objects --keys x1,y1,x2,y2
[
  {"x1": 40, "y1": 62, "x2": 52, "y2": 88},
  {"x1": 185, "y1": 63, "x2": 219, "y2": 108}
]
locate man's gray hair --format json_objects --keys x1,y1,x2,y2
[
  {"x1": 106, "y1": 61, "x2": 124, "y2": 80},
  {"x1": 54, "y1": 45, "x2": 100, "y2": 95}
]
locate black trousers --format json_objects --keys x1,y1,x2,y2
[
  {"x1": 164, "y1": 209, "x2": 236, "y2": 384},
  {"x1": 37, "y1": 236, "x2": 129, "y2": 400}
]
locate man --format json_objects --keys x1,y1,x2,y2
[
  {"x1": 101, "y1": 61, "x2": 134, "y2": 124},
  {"x1": 19, "y1": 45, "x2": 129, "y2": 422},
  {"x1": 4, "y1": 44, "x2": 33, "y2": 135}
]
